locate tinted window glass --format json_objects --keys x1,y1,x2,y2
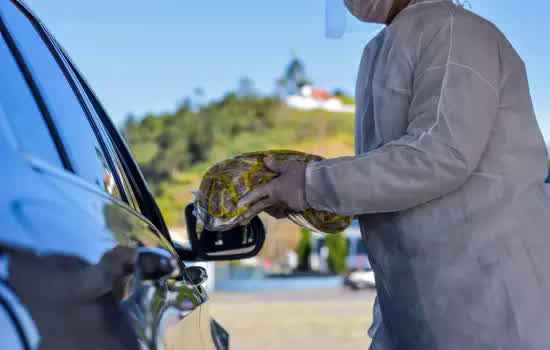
[
  {"x1": 70, "y1": 64, "x2": 143, "y2": 213},
  {"x1": 58, "y1": 55, "x2": 126, "y2": 202},
  {"x1": 0, "y1": 33, "x2": 62, "y2": 167},
  {"x1": 2, "y1": 1, "x2": 120, "y2": 196},
  {"x1": 112, "y1": 150, "x2": 142, "y2": 212}
]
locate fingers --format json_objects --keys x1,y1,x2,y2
[
  {"x1": 240, "y1": 197, "x2": 276, "y2": 223},
  {"x1": 237, "y1": 183, "x2": 271, "y2": 209}
]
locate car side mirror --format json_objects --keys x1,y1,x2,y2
[{"x1": 179, "y1": 203, "x2": 266, "y2": 262}]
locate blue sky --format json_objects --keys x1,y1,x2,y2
[{"x1": 25, "y1": 1, "x2": 549, "y2": 142}]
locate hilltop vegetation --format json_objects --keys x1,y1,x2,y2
[{"x1": 122, "y1": 94, "x2": 354, "y2": 228}]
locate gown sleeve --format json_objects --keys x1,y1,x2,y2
[{"x1": 305, "y1": 15, "x2": 500, "y2": 216}]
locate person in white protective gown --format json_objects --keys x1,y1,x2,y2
[{"x1": 238, "y1": 0, "x2": 550, "y2": 349}]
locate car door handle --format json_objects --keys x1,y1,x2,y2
[{"x1": 136, "y1": 247, "x2": 181, "y2": 282}]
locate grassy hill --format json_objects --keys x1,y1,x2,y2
[{"x1": 122, "y1": 94, "x2": 354, "y2": 259}]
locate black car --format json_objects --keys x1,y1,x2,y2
[{"x1": 0, "y1": 0, "x2": 266, "y2": 349}]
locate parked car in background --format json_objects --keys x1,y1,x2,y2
[
  {"x1": 341, "y1": 221, "x2": 376, "y2": 290},
  {"x1": 343, "y1": 268, "x2": 376, "y2": 290},
  {"x1": 0, "y1": 0, "x2": 266, "y2": 348}
]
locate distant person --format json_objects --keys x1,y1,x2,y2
[{"x1": 238, "y1": 0, "x2": 550, "y2": 349}]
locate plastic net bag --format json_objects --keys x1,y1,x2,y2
[{"x1": 195, "y1": 150, "x2": 352, "y2": 234}]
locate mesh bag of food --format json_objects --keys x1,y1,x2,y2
[{"x1": 195, "y1": 150, "x2": 352, "y2": 234}]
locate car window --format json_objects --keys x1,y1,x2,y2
[
  {"x1": 0, "y1": 32, "x2": 62, "y2": 168},
  {"x1": 58, "y1": 53, "x2": 172, "y2": 232},
  {"x1": 54, "y1": 49, "x2": 133, "y2": 206},
  {"x1": 68, "y1": 62, "x2": 143, "y2": 214},
  {"x1": 93, "y1": 111, "x2": 141, "y2": 211},
  {"x1": 1, "y1": 1, "x2": 122, "y2": 198},
  {"x1": 111, "y1": 149, "x2": 142, "y2": 212}
]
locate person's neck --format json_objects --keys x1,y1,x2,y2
[{"x1": 385, "y1": 0, "x2": 412, "y2": 25}]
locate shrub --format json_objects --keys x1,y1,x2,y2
[
  {"x1": 295, "y1": 228, "x2": 312, "y2": 271},
  {"x1": 325, "y1": 232, "x2": 347, "y2": 274}
]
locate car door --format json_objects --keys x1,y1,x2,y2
[{"x1": 0, "y1": 1, "x2": 209, "y2": 349}]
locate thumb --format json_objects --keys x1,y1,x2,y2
[{"x1": 263, "y1": 155, "x2": 290, "y2": 173}]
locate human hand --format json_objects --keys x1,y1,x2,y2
[{"x1": 237, "y1": 155, "x2": 309, "y2": 223}]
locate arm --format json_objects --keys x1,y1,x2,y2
[{"x1": 306, "y1": 26, "x2": 500, "y2": 216}]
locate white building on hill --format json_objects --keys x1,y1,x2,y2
[{"x1": 286, "y1": 85, "x2": 355, "y2": 113}]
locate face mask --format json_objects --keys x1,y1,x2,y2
[{"x1": 343, "y1": 0, "x2": 394, "y2": 24}]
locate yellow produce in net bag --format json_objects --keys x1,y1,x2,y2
[{"x1": 196, "y1": 150, "x2": 352, "y2": 234}]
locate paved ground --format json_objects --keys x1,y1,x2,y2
[{"x1": 210, "y1": 288, "x2": 376, "y2": 350}]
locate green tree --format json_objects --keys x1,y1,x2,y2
[
  {"x1": 295, "y1": 228, "x2": 312, "y2": 271},
  {"x1": 121, "y1": 94, "x2": 281, "y2": 195},
  {"x1": 325, "y1": 232, "x2": 347, "y2": 274},
  {"x1": 277, "y1": 56, "x2": 311, "y2": 96}
]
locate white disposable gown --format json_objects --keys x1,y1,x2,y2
[{"x1": 305, "y1": 0, "x2": 550, "y2": 349}]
